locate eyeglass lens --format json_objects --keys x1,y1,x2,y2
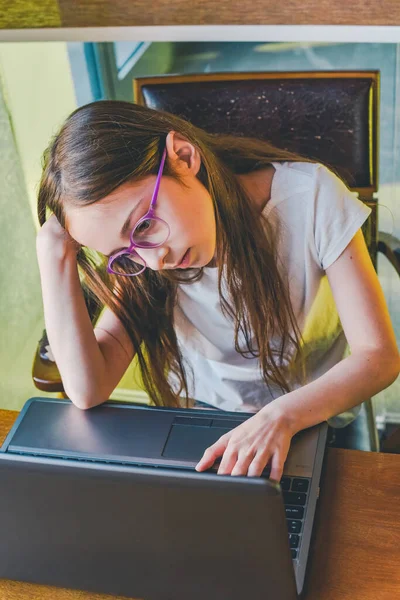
[{"x1": 109, "y1": 217, "x2": 169, "y2": 275}]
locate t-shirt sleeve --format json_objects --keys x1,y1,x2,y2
[{"x1": 312, "y1": 164, "x2": 372, "y2": 271}]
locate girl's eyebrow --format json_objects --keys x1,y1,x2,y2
[
  {"x1": 109, "y1": 198, "x2": 145, "y2": 255},
  {"x1": 120, "y1": 198, "x2": 145, "y2": 236}
]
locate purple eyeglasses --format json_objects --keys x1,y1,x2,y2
[{"x1": 107, "y1": 148, "x2": 169, "y2": 276}]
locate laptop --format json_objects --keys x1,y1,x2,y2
[{"x1": 0, "y1": 397, "x2": 328, "y2": 600}]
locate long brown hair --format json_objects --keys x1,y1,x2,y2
[{"x1": 38, "y1": 100, "x2": 314, "y2": 407}]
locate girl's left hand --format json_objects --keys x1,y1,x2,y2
[{"x1": 195, "y1": 404, "x2": 295, "y2": 482}]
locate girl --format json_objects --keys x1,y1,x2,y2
[{"x1": 36, "y1": 100, "x2": 399, "y2": 482}]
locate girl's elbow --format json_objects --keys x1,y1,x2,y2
[
  {"x1": 63, "y1": 386, "x2": 107, "y2": 410},
  {"x1": 72, "y1": 398, "x2": 94, "y2": 410},
  {"x1": 389, "y1": 353, "x2": 400, "y2": 384},
  {"x1": 380, "y1": 350, "x2": 400, "y2": 387}
]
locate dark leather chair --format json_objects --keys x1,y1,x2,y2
[{"x1": 33, "y1": 71, "x2": 400, "y2": 450}]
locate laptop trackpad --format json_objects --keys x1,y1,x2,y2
[{"x1": 162, "y1": 425, "x2": 230, "y2": 461}]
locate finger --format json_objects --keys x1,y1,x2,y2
[
  {"x1": 269, "y1": 452, "x2": 284, "y2": 483},
  {"x1": 230, "y1": 449, "x2": 256, "y2": 477},
  {"x1": 217, "y1": 446, "x2": 240, "y2": 475},
  {"x1": 195, "y1": 438, "x2": 227, "y2": 471},
  {"x1": 247, "y1": 450, "x2": 271, "y2": 478}
]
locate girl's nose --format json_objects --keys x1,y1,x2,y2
[{"x1": 137, "y1": 246, "x2": 170, "y2": 271}]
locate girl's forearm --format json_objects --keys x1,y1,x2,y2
[
  {"x1": 37, "y1": 247, "x2": 110, "y2": 409},
  {"x1": 267, "y1": 349, "x2": 400, "y2": 435}
]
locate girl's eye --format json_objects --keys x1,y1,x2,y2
[{"x1": 135, "y1": 219, "x2": 152, "y2": 235}]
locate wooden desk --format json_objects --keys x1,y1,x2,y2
[{"x1": 1, "y1": 409, "x2": 399, "y2": 600}]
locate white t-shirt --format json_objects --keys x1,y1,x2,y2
[{"x1": 171, "y1": 161, "x2": 372, "y2": 428}]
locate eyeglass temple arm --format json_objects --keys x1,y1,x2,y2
[{"x1": 150, "y1": 148, "x2": 167, "y2": 210}]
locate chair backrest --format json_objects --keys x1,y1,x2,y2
[{"x1": 134, "y1": 71, "x2": 379, "y2": 264}]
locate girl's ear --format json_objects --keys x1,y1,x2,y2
[{"x1": 165, "y1": 130, "x2": 201, "y2": 177}]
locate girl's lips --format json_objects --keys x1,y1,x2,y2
[{"x1": 177, "y1": 248, "x2": 191, "y2": 268}]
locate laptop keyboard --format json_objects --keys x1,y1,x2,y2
[{"x1": 280, "y1": 476, "x2": 310, "y2": 560}]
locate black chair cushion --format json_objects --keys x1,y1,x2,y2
[{"x1": 141, "y1": 75, "x2": 376, "y2": 190}]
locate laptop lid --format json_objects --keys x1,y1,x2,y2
[
  {"x1": 2, "y1": 397, "x2": 328, "y2": 596},
  {"x1": 0, "y1": 452, "x2": 299, "y2": 600}
]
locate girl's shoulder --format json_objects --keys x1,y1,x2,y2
[
  {"x1": 270, "y1": 161, "x2": 347, "y2": 205},
  {"x1": 274, "y1": 160, "x2": 334, "y2": 181}
]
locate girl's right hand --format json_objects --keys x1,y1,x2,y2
[{"x1": 36, "y1": 214, "x2": 81, "y2": 260}]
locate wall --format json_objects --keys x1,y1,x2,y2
[
  {"x1": 0, "y1": 42, "x2": 76, "y2": 410},
  {"x1": 0, "y1": 42, "x2": 77, "y2": 222}
]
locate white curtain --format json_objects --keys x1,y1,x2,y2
[{"x1": 0, "y1": 77, "x2": 46, "y2": 410}]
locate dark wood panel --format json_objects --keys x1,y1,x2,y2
[
  {"x1": 305, "y1": 448, "x2": 400, "y2": 599},
  {"x1": 56, "y1": 0, "x2": 400, "y2": 27},
  {"x1": 0, "y1": 409, "x2": 18, "y2": 445},
  {"x1": 2, "y1": 0, "x2": 400, "y2": 29}
]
